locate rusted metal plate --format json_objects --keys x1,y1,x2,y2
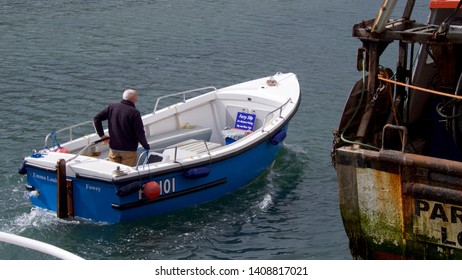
[
  {"x1": 356, "y1": 168, "x2": 403, "y2": 245},
  {"x1": 412, "y1": 198, "x2": 462, "y2": 249},
  {"x1": 334, "y1": 0, "x2": 462, "y2": 260},
  {"x1": 336, "y1": 147, "x2": 462, "y2": 259}
]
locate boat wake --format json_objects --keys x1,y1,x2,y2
[
  {"x1": 0, "y1": 175, "x2": 71, "y2": 234},
  {"x1": 92, "y1": 144, "x2": 311, "y2": 260},
  {"x1": 8, "y1": 207, "x2": 80, "y2": 233},
  {"x1": 258, "y1": 193, "x2": 273, "y2": 211},
  {"x1": 262, "y1": 143, "x2": 308, "y2": 197},
  {"x1": 0, "y1": 142, "x2": 309, "y2": 260}
]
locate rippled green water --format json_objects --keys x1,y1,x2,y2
[{"x1": 0, "y1": 0, "x2": 429, "y2": 259}]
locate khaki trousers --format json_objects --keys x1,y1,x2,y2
[{"x1": 108, "y1": 149, "x2": 137, "y2": 167}]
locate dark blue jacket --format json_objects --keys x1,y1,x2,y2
[{"x1": 94, "y1": 99, "x2": 150, "y2": 151}]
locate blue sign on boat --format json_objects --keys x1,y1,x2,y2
[{"x1": 235, "y1": 112, "x2": 256, "y2": 131}]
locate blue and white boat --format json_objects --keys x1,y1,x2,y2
[{"x1": 19, "y1": 72, "x2": 300, "y2": 223}]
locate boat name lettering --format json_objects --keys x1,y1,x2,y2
[
  {"x1": 32, "y1": 172, "x2": 57, "y2": 183},
  {"x1": 414, "y1": 199, "x2": 462, "y2": 224},
  {"x1": 159, "y1": 178, "x2": 176, "y2": 195},
  {"x1": 85, "y1": 184, "x2": 101, "y2": 192},
  {"x1": 413, "y1": 199, "x2": 462, "y2": 249}
]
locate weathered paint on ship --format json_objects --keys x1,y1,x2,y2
[
  {"x1": 333, "y1": 0, "x2": 462, "y2": 259},
  {"x1": 336, "y1": 146, "x2": 462, "y2": 259}
]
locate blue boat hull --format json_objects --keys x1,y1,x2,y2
[{"x1": 26, "y1": 129, "x2": 287, "y2": 223}]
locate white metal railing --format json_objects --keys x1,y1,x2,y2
[
  {"x1": 0, "y1": 231, "x2": 84, "y2": 260},
  {"x1": 135, "y1": 140, "x2": 213, "y2": 170},
  {"x1": 153, "y1": 86, "x2": 217, "y2": 113},
  {"x1": 136, "y1": 150, "x2": 165, "y2": 170},
  {"x1": 44, "y1": 120, "x2": 96, "y2": 148},
  {"x1": 262, "y1": 98, "x2": 293, "y2": 132}
]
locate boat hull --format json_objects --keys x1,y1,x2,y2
[
  {"x1": 332, "y1": 0, "x2": 462, "y2": 259},
  {"x1": 336, "y1": 147, "x2": 462, "y2": 259},
  {"x1": 21, "y1": 72, "x2": 300, "y2": 223},
  {"x1": 26, "y1": 128, "x2": 287, "y2": 223}
]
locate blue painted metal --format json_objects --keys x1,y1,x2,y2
[
  {"x1": 25, "y1": 130, "x2": 287, "y2": 223},
  {"x1": 270, "y1": 129, "x2": 287, "y2": 145},
  {"x1": 183, "y1": 165, "x2": 211, "y2": 179}
]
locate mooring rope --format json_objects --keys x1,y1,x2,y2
[{"x1": 378, "y1": 76, "x2": 462, "y2": 100}]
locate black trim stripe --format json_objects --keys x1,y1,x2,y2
[{"x1": 111, "y1": 177, "x2": 228, "y2": 210}]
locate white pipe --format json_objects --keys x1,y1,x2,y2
[{"x1": 0, "y1": 232, "x2": 84, "y2": 260}]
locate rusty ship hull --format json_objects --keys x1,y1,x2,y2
[{"x1": 333, "y1": 0, "x2": 462, "y2": 259}]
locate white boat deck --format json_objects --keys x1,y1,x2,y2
[{"x1": 162, "y1": 139, "x2": 221, "y2": 161}]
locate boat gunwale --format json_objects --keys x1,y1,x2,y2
[
  {"x1": 336, "y1": 146, "x2": 462, "y2": 177},
  {"x1": 83, "y1": 92, "x2": 300, "y2": 184},
  {"x1": 24, "y1": 86, "x2": 301, "y2": 185}
]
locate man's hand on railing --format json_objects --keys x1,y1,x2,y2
[{"x1": 100, "y1": 135, "x2": 110, "y2": 145}]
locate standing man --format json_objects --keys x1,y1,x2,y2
[{"x1": 94, "y1": 89, "x2": 150, "y2": 166}]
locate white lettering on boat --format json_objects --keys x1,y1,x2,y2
[
  {"x1": 85, "y1": 184, "x2": 101, "y2": 192},
  {"x1": 159, "y1": 178, "x2": 176, "y2": 195},
  {"x1": 32, "y1": 172, "x2": 57, "y2": 183},
  {"x1": 413, "y1": 199, "x2": 462, "y2": 249}
]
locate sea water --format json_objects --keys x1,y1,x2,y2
[{"x1": 0, "y1": 0, "x2": 429, "y2": 259}]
